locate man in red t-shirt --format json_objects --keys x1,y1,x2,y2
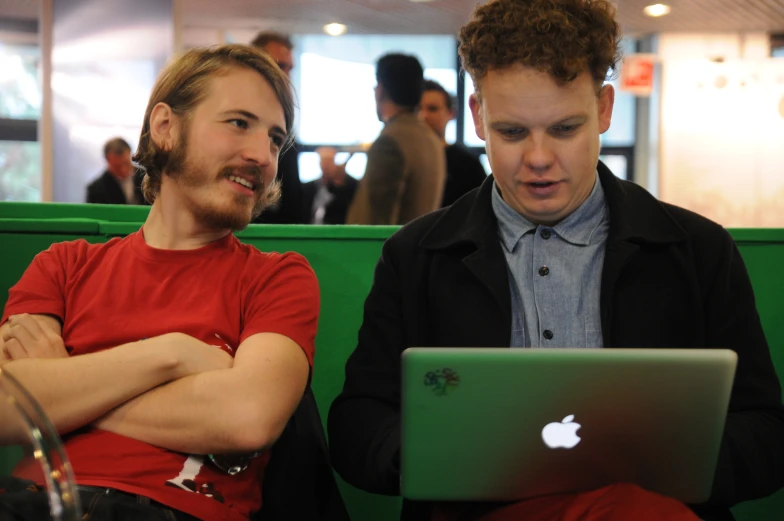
[{"x1": 0, "y1": 44, "x2": 318, "y2": 521}]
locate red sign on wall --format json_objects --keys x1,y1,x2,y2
[{"x1": 620, "y1": 54, "x2": 656, "y2": 96}]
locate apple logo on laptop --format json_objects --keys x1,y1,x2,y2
[{"x1": 541, "y1": 415, "x2": 582, "y2": 449}]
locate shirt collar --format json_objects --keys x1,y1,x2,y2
[
  {"x1": 553, "y1": 174, "x2": 607, "y2": 246},
  {"x1": 491, "y1": 172, "x2": 607, "y2": 252},
  {"x1": 491, "y1": 182, "x2": 537, "y2": 253}
]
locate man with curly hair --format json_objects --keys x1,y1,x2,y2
[
  {"x1": 329, "y1": 1, "x2": 784, "y2": 520},
  {"x1": 0, "y1": 44, "x2": 319, "y2": 521}
]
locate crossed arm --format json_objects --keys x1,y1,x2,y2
[{"x1": 0, "y1": 314, "x2": 309, "y2": 454}]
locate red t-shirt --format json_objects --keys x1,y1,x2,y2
[{"x1": 1, "y1": 229, "x2": 319, "y2": 521}]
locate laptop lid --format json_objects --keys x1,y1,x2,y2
[{"x1": 400, "y1": 348, "x2": 737, "y2": 503}]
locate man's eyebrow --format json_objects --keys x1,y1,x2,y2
[
  {"x1": 222, "y1": 109, "x2": 259, "y2": 121},
  {"x1": 489, "y1": 114, "x2": 588, "y2": 128},
  {"x1": 223, "y1": 109, "x2": 287, "y2": 138}
]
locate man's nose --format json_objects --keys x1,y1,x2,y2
[{"x1": 242, "y1": 137, "x2": 274, "y2": 167}]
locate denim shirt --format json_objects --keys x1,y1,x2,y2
[{"x1": 491, "y1": 175, "x2": 609, "y2": 348}]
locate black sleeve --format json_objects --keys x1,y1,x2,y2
[
  {"x1": 328, "y1": 238, "x2": 406, "y2": 496},
  {"x1": 701, "y1": 230, "x2": 784, "y2": 506}
]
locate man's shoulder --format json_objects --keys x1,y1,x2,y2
[
  {"x1": 235, "y1": 241, "x2": 316, "y2": 278},
  {"x1": 659, "y1": 201, "x2": 733, "y2": 250},
  {"x1": 381, "y1": 115, "x2": 441, "y2": 148}
]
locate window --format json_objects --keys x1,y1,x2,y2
[
  {"x1": 292, "y1": 35, "x2": 456, "y2": 149},
  {"x1": 298, "y1": 151, "x2": 367, "y2": 183},
  {"x1": 0, "y1": 141, "x2": 41, "y2": 201},
  {"x1": 0, "y1": 39, "x2": 42, "y2": 201},
  {"x1": 0, "y1": 43, "x2": 41, "y2": 119}
]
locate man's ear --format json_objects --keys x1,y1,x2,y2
[
  {"x1": 449, "y1": 107, "x2": 458, "y2": 122},
  {"x1": 149, "y1": 102, "x2": 179, "y2": 151},
  {"x1": 468, "y1": 93, "x2": 486, "y2": 141},
  {"x1": 597, "y1": 83, "x2": 615, "y2": 135}
]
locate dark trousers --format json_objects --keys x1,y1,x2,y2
[{"x1": 0, "y1": 477, "x2": 200, "y2": 521}]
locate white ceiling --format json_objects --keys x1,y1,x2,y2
[{"x1": 2, "y1": 0, "x2": 784, "y2": 35}]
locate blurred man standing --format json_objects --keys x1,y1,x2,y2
[
  {"x1": 86, "y1": 137, "x2": 145, "y2": 205},
  {"x1": 347, "y1": 54, "x2": 445, "y2": 225},
  {"x1": 251, "y1": 31, "x2": 305, "y2": 224},
  {"x1": 419, "y1": 80, "x2": 487, "y2": 207},
  {"x1": 303, "y1": 147, "x2": 358, "y2": 225}
]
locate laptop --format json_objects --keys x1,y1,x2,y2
[{"x1": 400, "y1": 347, "x2": 737, "y2": 503}]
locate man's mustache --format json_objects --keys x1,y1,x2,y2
[{"x1": 221, "y1": 165, "x2": 265, "y2": 190}]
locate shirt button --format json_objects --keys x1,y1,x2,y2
[
  {"x1": 543, "y1": 329, "x2": 554, "y2": 340},
  {"x1": 538, "y1": 266, "x2": 550, "y2": 276},
  {"x1": 540, "y1": 229, "x2": 552, "y2": 240}
]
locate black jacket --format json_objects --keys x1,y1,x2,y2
[
  {"x1": 328, "y1": 162, "x2": 784, "y2": 521},
  {"x1": 86, "y1": 170, "x2": 146, "y2": 205},
  {"x1": 256, "y1": 388, "x2": 350, "y2": 521}
]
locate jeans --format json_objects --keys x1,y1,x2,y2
[{"x1": 0, "y1": 477, "x2": 201, "y2": 521}]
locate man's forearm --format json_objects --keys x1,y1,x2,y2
[
  {"x1": 96, "y1": 367, "x2": 277, "y2": 455},
  {"x1": 0, "y1": 338, "x2": 180, "y2": 442}
]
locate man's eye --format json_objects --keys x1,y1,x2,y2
[
  {"x1": 552, "y1": 124, "x2": 578, "y2": 135},
  {"x1": 229, "y1": 119, "x2": 249, "y2": 129},
  {"x1": 499, "y1": 128, "x2": 525, "y2": 138},
  {"x1": 271, "y1": 135, "x2": 284, "y2": 148}
]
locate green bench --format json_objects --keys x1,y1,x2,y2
[{"x1": 0, "y1": 202, "x2": 783, "y2": 521}]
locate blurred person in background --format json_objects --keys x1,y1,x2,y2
[
  {"x1": 86, "y1": 137, "x2": 146, "y2": 205},
  {"x1": 347, "y1": 53, "x2": 446, "y2": 225},
  {"x1": 420, "y1": 79, "x2": 487, "y2": 207},
  {"x1": 250, "y1": 31, "x2": 306, "y2": 224},
  {"x1": 303, "y1": 147, "x2": 358, "y2": 225}
]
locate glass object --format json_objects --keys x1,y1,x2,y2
[
  {"x1": 292, "y1": 35, "x2": 456, "y2": 146},
  {"x1": 0, "y1": 43, "x2": 41, "y2": 120},
  {"x1": 0, "y1": 141, "x2": 42, "y2": 201},
  {"x1": 0, "y1": 369, "x2": 81, "y2": 520}
]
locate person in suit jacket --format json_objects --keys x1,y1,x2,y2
[
  {"x1": 346, "y1": 54, "x2": 446, "y2": 225},
  {"x1": 86, "y1": 137, "x2": 146, "y2": 205},
  {"x1": 302, "y1": 147, "x2": 359, "y2": 225}
]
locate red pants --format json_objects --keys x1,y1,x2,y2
[{"x1": 432, "y1": 483, "x2": 701, "y2": 521}]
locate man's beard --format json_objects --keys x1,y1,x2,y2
[{"x1": 165, "y1": 138, "x2": 273, "y2": 231}]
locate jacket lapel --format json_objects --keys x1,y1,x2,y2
[
  {"x1": 597, "y1": 162, "x2": 689, "y2": 346},
  {"x1": 420, "y1": 177, "x2": 512, "y2": 339}
]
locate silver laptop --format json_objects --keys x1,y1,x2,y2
[{"x1": 401, "y1": 348, "x2": 737, "y2": 503}]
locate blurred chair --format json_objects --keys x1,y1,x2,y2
[{"x1": 0, "y1": 368, "x2": 81, "y2": 521}]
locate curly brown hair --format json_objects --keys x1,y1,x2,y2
[
  {"x1": 134, "y1": 44, "x2": 294, "y2": 204},
  {"x1": 458, "y1": 0, "x2": 621, "y2": 93}
]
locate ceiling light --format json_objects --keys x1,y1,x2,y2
[
  {"x1": 323, "y1": 23, "x2": 347, "y2": 36},
  {"x1": 643, "y1": 4, "x2": 671, "y2": 17}
]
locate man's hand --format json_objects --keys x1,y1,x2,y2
[
  {"x1": 154, "y1": 332, "x2": 234, "y2": 378},
  {"x1": 1, "y1": 314, "x2": 67, "y2": 361}
]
